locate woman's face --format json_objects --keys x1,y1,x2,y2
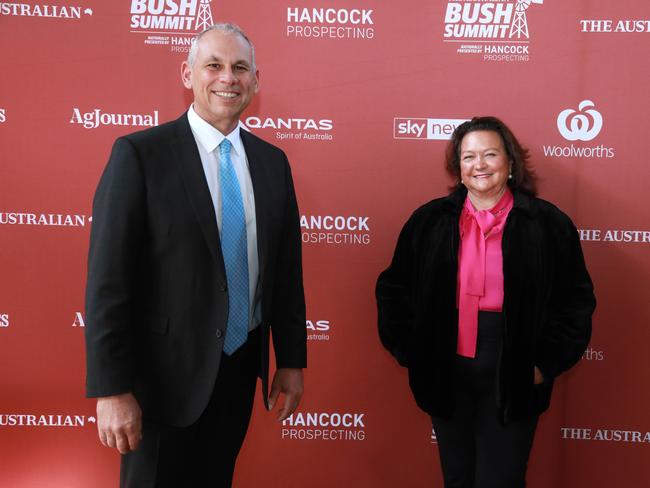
[{"x1": 459, "y1": 130, "x2": 511, "y2": 200}]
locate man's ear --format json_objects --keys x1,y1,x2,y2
[
  {"x1": 253, "y1": 69, "x2": 260, "y2": 94},
  {"x1": 181, "y1": 61, "x2": 192, "y2": 89}
]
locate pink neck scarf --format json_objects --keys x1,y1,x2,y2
[{"x1": 457, "y1": 189, "x2": 514, "y2": 358}]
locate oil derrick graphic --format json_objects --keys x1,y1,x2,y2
[
  {"x1": 195, "y1": 0, "x2": 214, "y2": 32},
  {"x1": 509, "y1": 0, "x2": 543, "y2": 39}
]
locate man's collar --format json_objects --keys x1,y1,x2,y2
[{"x1": 187, "y1": 105, "x2": 244, "y2": 157}]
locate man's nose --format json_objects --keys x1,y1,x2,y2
[{"x1": 219, "y1": 67, "x2": 238, "y2": 83}]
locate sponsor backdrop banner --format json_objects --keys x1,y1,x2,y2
[{"x1": 1, "y1": 1, "x2": 648, "y2": 486}]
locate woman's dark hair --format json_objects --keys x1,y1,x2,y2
[{"x1": 445, "y1": 116, "x2": 537, "y2": 196}]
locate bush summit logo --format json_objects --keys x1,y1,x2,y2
[
  {"x1": 129, "y1": 0, "x2": 214, "y2": 52},
  {"x1": 442, "y1": 0, "x2": 543, "y2": 62}
]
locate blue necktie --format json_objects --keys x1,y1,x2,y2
[{"x1": 218, "y1": 139, "x2": 249, "y2": 355}]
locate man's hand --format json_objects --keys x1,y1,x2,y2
[
  {"x1": 267, "y1": 368, "x2": 304, "y2": 421},
  {"x1": 534, "y1": 366, "x2": 545, "y2": 385},
  {"x1": 96, "y1": 393, "x2": 142, "y2": 454}
]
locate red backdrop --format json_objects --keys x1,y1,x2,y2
[{"x1": 1, "y1": 1, "x2": 649, "y2": 486}]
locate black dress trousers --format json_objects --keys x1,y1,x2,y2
[
  {"x1": 120, "y1": 327, "x2": 261, "y2": 488},
  {"x1": 431, "y1": 312, "x2": 538, "y2": 488}
]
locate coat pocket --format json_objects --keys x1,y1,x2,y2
[{"x1": 532, "y1": 378, "x2": 554, "y2": 414}]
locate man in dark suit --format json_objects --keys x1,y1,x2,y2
[{"x1": 84, "y1": 23, "x2": 306, "y2": 487}]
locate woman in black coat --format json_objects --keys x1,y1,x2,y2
[{"x1": 376, "y1": 117, "x2": 595, "y2": 487}]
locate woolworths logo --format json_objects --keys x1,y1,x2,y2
[
  {"x1": 542, "y1": 100, "x2": 614, "y2": 159},
  {"x1": 557, "y1": 100, "x2": 602, "y2": 141}
]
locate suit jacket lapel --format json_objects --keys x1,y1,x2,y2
[{"x1": 171, "y1": 113, "x2": 226, "y2": 275}]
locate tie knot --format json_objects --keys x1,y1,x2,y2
[{"x1": 220, "y1": 138, "x2": 232, "y2": 158}]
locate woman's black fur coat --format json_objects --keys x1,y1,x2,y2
[{"x1": 376, "y1": 187, "x2": 596, "y2": 423}]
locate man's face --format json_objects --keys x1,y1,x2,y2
[{"x1": 182, "y1": 30, "x2": 259, "y2": 134}]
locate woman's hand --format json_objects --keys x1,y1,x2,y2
[{"x1": 534, "y1": 366, "x2": 545, "y2": 385}]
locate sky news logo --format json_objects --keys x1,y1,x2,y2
[{"x1": 393, "y1": 118, "x2": 469, "y2": 140}]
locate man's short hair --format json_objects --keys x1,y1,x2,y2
[{"x1": 187, "y1": 23, "x2": 256, "y2": 70}]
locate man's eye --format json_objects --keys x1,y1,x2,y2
[{"x1": 234, "y1": 65, "x2": 248, "y2": 72}]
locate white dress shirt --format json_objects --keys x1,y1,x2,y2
[{"x1": 187, "y1": 105, "x2": 261, "y2": 330}]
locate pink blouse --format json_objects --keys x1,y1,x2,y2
[{"x1": 456, "y1": 189, "x2": 514, "y2": 358}]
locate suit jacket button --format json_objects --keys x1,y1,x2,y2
[{"x1": 216, "y1": 329, "x2": 223, "y2": 339}]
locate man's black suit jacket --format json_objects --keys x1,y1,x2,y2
[{"x1": 85, "y1": 113, "x2": 306, "y2": 427}]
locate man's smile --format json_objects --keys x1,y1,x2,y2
[{"x1": 212, "y1": 90, "x2": 239, "y2": 99}]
